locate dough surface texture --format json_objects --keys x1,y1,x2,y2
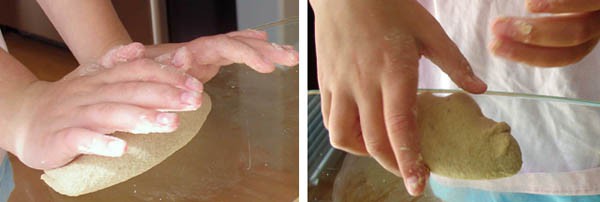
[
  {"x1": 417, "y1": 92, "x2": 522, "y2": 179},
  {"x1": 41, "y1": 93, "x2": 212, "y2": 196}
]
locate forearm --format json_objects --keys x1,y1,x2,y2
[
  {"x1": 37, "y1": 0, "x2": 132, "y2": 65},
  {"x1": 0, "y1": 49, "x2": 37, "y2": 95}
]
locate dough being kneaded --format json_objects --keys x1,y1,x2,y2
[
  {"x1": 41, "y1": 93, "x2": 212, "y2": 196},
  {"x1": 417, "y1": 92, "x2": 522, "y2": 179}
]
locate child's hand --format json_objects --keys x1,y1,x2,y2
[
  {"x1": 311, "y1": 0, "x2": 487, "y2": 196},
  {"x1": 3, "y1": 43, "x2": 203, "y2": 170},
  {"x1": 491, "y1": 0, "x2": 600, "y2": 66},
  {"x1": 159, "y1": 30, "x2": 299, "y2": 83}
]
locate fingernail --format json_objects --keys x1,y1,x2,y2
[
  {"x1": 185, "y1": 77, "x2": 203, "y2": 92},
  {"x1": 282, "y1": 45, "x2": 295, "y2": 51},
  {"x1": 494, "y1": 18, "x2": 512, "y2": 34},
  {"x1": 513, "y1": 20, "x2": 532, "y2": 36},
  {"x1": 115, "y1": 45, "x2": 133, "y2": 62},
  {"x1": 118, "y1": 43, "x2": 145, "y2": 62},
  {"x1": 405, "y1": 176, "x2": 420, "y2": 195},
  {"x1": 154, "y1": 53, "x2": 172, "y2": 64},
  {"x1": 100, "y1": 46, "x2": 122, "y2": 67},
  {"x1": 417, "y1": 153, "x2": 424, "y2": 163},
  {"x1": 495, "y1": 18, "x2": 532, "y2": 39},
  {"x1": 467, "y1": 75, "x2": 486, "y2": 90},
  {"x1": 248, "y1": 29, "x2": 267, "y2": 37},
  {"x1": 181, "y1": 91, "x2": 201, "y2": 107},
  {"x1": 130, "y1": 115, "x2": 177, "y2": 134},
  {"x1": 78, "y1": 137, "x2": 126, "y2": 157},
  {"x1": 271, "y1": 42, "x2": 284, "y2": 51},
  {"x1": 114, "y1": 46, "x2": 128, "y2": 62},
  {"x1": 156, "y1": 112, "x2": 177, "y2": 126},
  {"x1": 172, "y1": 47, "x2": 188, "y2": 68},
  {"x1": 489, "y1": 40, "x2": 502, "y2": 53},
  {"x1": 289, "y1": 52, "x2": 299, "y2": 63},
  {"x1": 106, "y1": 138, "x2": 126, "y2": 157}
]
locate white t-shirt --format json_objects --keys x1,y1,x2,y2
[{"x1": 417, "y1": 0, "x2": 600, "y2": 173}]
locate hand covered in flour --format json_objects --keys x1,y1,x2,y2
[
  {"x1": 310, "y1": 0, "x2": 487, "y2": 196},
  {"x1": 491, "y1": 0, "x2": 600, "y2": 67},
  {"x1": 3, "y1": 43, "x2": 203, "y2": 170},
  {"x1": 146, "y1": 29, "x2": 299, "y2": 83}
]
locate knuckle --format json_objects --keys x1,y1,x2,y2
[
  {"x1": 364, "y1": 138, "x2": 391, "y2": 156},
  {"x1": 210, "y1": 35, "x2": 231, "y2": 45},
  {"x1": 254, "y1": 30, "x2": 268, "y2": 39},
  {"x1": 329, "y1": 135, "x2": 350, "y2": 150},
  {"x1": 328, "y1": 128, "x2": 352, "y2": 149},
  {"x1": 59, "y1": 129, "x2": 82, "y2": 153},
  {"x1": 60, "y1": 129, "x2": 78, "y2": 141},
  {"x1": 101, "y1": 83, "x2": 135, "y2": 96},
  {"x1": 442, "y1": 58, "x2": 471, "y2": 80},
  {"x1": 155, "y1": 84, "x2": 176, "y2": 95},
  {"x1": 155, "y1": 86, "x2": 181, "y2": 107},
  {"x1": 90, "y1": 103, "x2": 119, "y2": 116},
  {"x1": 130, "y1": 58, "x2": 156, "y2": 70},
  {"x1": 397, "y1": 66, "x2": 419, "y2": 80},
  {"x1": 385, "y1": 113, "x2": 415, "y2": 135},
  {"x1": 367, "y1": 144, "x2": 391, "y2": 158},
  {"x1": 64, "y1": 78, "x2": 90, "y2": 94}
]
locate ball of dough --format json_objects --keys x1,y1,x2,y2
[
  {"x1": 417, "y1": 92, "x2": 522, "y2": 179},
  {"x1": 41, "y1": 93, "x2": 212, "y2": 196}
]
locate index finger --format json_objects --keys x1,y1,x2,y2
[
  {"x1": 381, "y1": 66, "x2": 429, "y2": 196},
  {"x1": 188, "y1": 35, "x2": 275, "y2": 73},
  {"x1": 94, "y1": 59, "x2": 203, "y2": 93}
]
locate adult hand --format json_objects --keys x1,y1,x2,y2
[
  {"x1": 491, "y1": 0, "x2": 600, "y2": 67},
  {"x1": 311, "y1": 0, "x2": 487, "y2": 196},
  {"x1": 3, "y1": 43, "x2": 203, "y2": 170},
  {"x1": 149, "y1": 29, "x2": 299, "y2": 83}
]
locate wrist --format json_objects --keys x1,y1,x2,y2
[{"x1": 0, "y1": 80, "x2": 43, "y2": 157}]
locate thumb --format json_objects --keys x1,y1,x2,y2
[
  {"x1": 42, "y1": 128, "x2": 126, "y2": 169},
  {"x1": 99, "y1": 42, "x2": 146, "y2": 68},
  {"x1": 416, "y1": 17, "x2": 488, "y2": 94},
  {"x1": 154, "y1": 46, "x2": 195, "y2": 72},
  {"x1": 64, "y1": 43, "x2": 146, "y2": 79}
]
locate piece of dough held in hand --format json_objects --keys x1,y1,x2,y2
[
  {"x1": 41, "y1": 93, "x2": 212, "y2": 196},
  {"x1": 417, "y1": 92, "x2": 522, "y2": 179}
]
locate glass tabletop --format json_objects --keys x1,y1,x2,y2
[
  {"x1": 309, "y1": 89, "x2": 600, "y2": 201},
  {"x1": 9, "y1": 18, "x2": 299, "y2": 202}
]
